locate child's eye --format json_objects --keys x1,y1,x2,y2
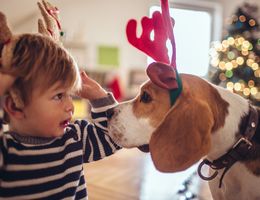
[{"x1": 54, "y1": 93, "x2": 64, "y2": 100}]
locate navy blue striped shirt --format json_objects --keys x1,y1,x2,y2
[{"x1": 0, "y1": 95, "x2": 121, "y2": 199}]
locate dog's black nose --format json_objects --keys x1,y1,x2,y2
[{"x1": 106, "y1": 108, "x2": 114, "y2": 119}]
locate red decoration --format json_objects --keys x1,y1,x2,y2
[
  {"x1": 107, "y1": 76, "x2": 123, "y2": 100},
  {"x1": 126, "y1": 0, "x2": 178, "y2": 90}
]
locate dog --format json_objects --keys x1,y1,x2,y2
[{"x1": 107, "y1": 62, "x2": 260, "y2": 200}]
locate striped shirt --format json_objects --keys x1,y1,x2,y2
[{"x1": 0, "y1": 94, "x2": 121, "y2": 199}]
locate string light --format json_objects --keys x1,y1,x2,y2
[
  {"x1": 241, "y1": 50, "x2": 249, "y2": 56},
  {"x1": 251, "y1": 87, "x2": 258, "y2": 95},
  {"x1": 254, "y1": 69, "x2": 260, "y2": 77},
  {"x1": 251, "y1": 63, "x2": 259, "y2": 70},
  {"x1": 246, "y1": 59, "x2": 254, "y2": 67},
  {"x1": 238, "y1": 37, "x2": 245, "y2": 45},
  {"x1": 249, "y1": 19, "x2": 256, "y2": 26},
  {"x1": 242, "y1": 41, "x2": 250, "y2": 49},
  {"x1": 243, "y1": 88, "x2": 250, "y2": 96},
  {"x1": 219, "y1": 73, "x2": 227, "y2": 81},
  {"x1": 227, "y1": 37, "x2": 235, "y2": 45},
  {"x1": 248, "y1": 80, "x2": 255, "y2": 87},
  {"x1": 219, "y1": 61, "x2": 226, "y2": 70},
  {"x1": 225, "y1": 70, "x2": 233, "y2": 78},
  {"x1": 227, "y1": 52, "x2": 235, "y2": 60},
  {"x1": 239, "y1": 15, "x2": 246, "y2": 22},
  {"x1": 208, "y1": 5, "x2": 260, "y2": 105},
  {"x1": 211, "y1": 59, "x2": 219, "y2": 67},
  {"x1": 225, "y1": 62, "x2": 233, "y2": 70},
  {"x1": 240, "y1": 82, "x2": 246, "y2": 90},
  {"x1": 222, "y1": 40, "x2": 229, "y2": 48},
  {"x1": 236, "y1": 57, "x2": 244, "y2": 65},
  {"x1": 234, "y1": 83, "x2": 242, "y2": 91},
  {"x1": 231, "y1": 60, "x2": 238, "y2": 68},
  {"x1": 227, "y1": 82, "x2": 234, "y2": 91}
]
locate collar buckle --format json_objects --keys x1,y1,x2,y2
[{"x1": 233, "y1": 137, "x2": 253, "y2": 150}]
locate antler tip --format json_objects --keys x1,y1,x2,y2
[{"x1": 0, "y1": 12, "x2": 12, "y2": 43}]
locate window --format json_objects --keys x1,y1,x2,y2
[{"x1": 148, "y1": 4, "x2": 219, "y2": 77}]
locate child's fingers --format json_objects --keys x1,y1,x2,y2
[
  {"x1": 80, "y1": 71, "x2": 87, "y2": 78},
  {"x1": 80, "y1": 71, "x2": 97, "y2": 87},
  {"x1": 80, "y1": 71, "x2": 90, "y2": 82}
]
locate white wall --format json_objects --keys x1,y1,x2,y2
[
  {"x1": 1, "y1": 0, "x2": 258, "y2": 85},
  {"x1": 1, "y1": 0, "x2": 152, "y2": 71}
]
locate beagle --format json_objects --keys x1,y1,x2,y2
[{"x1": 107, "y1": 64, "x2": 260, "y2": 200}]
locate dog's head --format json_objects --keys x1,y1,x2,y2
[{"x1": 108, "y1": 70, "x2": 228, "y2": 173}]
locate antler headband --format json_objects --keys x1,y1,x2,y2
[
  {"x1": 37, "y1": 0, "x2": 63, "y2": 43},
  {"x1": 0, "y1": 0, "x2": 62, "y2": 108},
  {"x1": 0, "y1": 0, "x2": 62, "y2": 71},
  {"x1": 126, "y1": 0, "x2": 182, "y2": 105}
]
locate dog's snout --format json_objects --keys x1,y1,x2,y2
[{"x1": 106, "y1": 108, "x2": 114, "y2": 119}]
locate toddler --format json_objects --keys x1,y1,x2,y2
[{"x1": 0, "y1": 8, "x2": 120, "y2": 200}]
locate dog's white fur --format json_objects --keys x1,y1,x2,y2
[
  {"x1": 107, "y1": 74, "x2": 260, "y2": 200},
  {"x1": 208, "y1": 86, "x2": 260, "y2": 200},
  {"x1": 109, "y1": 102, "x2": 155, "y2": 146}
]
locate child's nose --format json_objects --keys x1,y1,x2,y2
[{"x1": 65, "y1": 98, "x2": 74, "y2": 113}]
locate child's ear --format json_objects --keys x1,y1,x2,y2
[{"x1": 3, "y1": 95, "x2": 24, "y2": 119}]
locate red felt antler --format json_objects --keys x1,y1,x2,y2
[
  {"x1": 126, "y1": 0, "x2": 178, "y2": 90},
  {"x1": 126, "y1": 0, "x2": 176, "y2": 68},
  {"x1": 161, "y1": 0, "x2": 176, "y2": 68},
  {"x1": 126, "y1": 12, "x2": 170, "y2": 65}
]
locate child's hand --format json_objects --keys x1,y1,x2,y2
[
  {"x1": 0, "y1": 72, "x2": 15, "y2": 96},
  {"x1": 77, "y1": 71, "x2": 107, "y2": 100}
]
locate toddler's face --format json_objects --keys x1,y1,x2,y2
[{"x1": 21, "y1": 81, "x2": 74, "y2": 138}]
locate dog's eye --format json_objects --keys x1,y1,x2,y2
[{"x1": 140, "y1": 91, "x2": 152, "y2": 103}]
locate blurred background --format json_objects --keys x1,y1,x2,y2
[{"x1": 1, "y1": 0, "x2": 260, "y2": 199}]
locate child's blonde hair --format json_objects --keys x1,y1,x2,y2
[{"x1": 1, "y1": 34, "x2": 81, "y2": 122}]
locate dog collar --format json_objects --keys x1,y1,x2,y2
[
  {"x1": 169, "y1": 71, "x2": 182, "y2": 106},
  {"x1": 197, "y1": 105, "x2": 259, "y2": 188}
]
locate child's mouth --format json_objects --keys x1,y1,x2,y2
[{"x1": 60, "y1": 119, "x2": 71, "y2": 128}]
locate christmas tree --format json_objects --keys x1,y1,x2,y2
[{"x1": 208, "y1": 3, "x2": 260, "y2": 106}]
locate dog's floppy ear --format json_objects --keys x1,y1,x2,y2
[
  {"x1": 146, "y1": 62, "x2": 178, "y2": 90},
  {"x1": 149, "y1": 95, "x2": 213, "y2": 172}
]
